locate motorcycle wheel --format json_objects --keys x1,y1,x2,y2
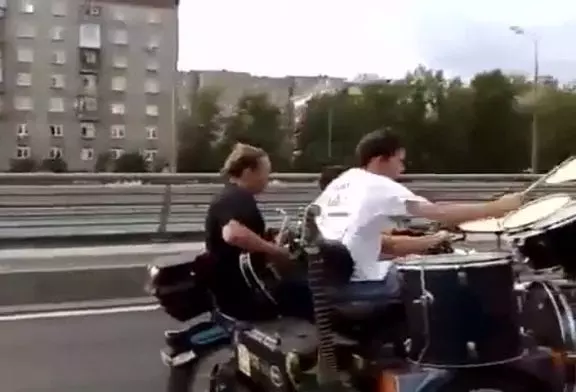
[
  {"x1": 167, "y1": 347, "x2": 234, "y2": 392},
  {"x1": 436, "y1": 366, "x2": 550, "y2": 392}
]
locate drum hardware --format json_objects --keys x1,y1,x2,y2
[
  {"x1": 466, "y1": 341, "x2": 478, "y2": 360},
  {"x1": 457, "y1": 271, "x2": 467, "y2": 285}
]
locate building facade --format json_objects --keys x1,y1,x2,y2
[
  {"x1": 177, "y1": 70, "x2": 347, "y2": 118},
  {"x1": 0, "y1": 0, "x2": 179, "y2": 171}
]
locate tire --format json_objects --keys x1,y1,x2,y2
[
  {"x1": 166, "y1": 347, "x2": 233, "y2": 392},
  {"x1": 437, "y1": 367, "x2": 550, "y2": 392}
]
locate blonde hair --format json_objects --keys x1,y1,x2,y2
[{"x1": 221, "y1": 143, "x2": 267, "y2": 178}]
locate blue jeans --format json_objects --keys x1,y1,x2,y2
[{"x1": 334, "y1": 266, "x2": 402, "y2": 306}]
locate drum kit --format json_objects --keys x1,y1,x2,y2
[{"x1": 396, "y1": 157, "x2": 576, "y2": 387}]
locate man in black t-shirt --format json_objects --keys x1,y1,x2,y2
[{"x1": 205, "y1": 143, "x2": 290, "y2": 319}]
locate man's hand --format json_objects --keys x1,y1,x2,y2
[{"x1": 431, "y1": 230, "x2": 451, "y2": 244}]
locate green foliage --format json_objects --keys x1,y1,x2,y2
[
  {"x1": 177, "y1": 67, "x2": 576, "y2": 173},
  {"x1": 9, "y1": 158, "x2": 38, "y2": 173},
  {"x1": 40, "y1": 156, "x2": 68, "y2": 173},
  {"x1": 113, "y1": 152, "x2": 148, "y2": 173}
]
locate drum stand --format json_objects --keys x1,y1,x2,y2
[{"x1": 495, "y1": 231, "x2": 504, "y2": 250}]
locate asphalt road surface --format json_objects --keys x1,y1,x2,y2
[{"x1": 0, "y1": 309, "x2": 179, "y2": 392}]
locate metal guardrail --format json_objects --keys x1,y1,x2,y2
[{"x1": 0, "y1": 172, "x2": 575, "y2": 241}]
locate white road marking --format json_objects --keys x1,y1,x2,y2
[
  {"x1": 0, "y1": 304, "x2": 160, "y2": 322},
  {"x1": 0, "y1": 242, "x2": 204, "y2": 260}
]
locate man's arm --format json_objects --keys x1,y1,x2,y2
[
  {"x1": 223, "y1": 220, "x2": 286, "y2": 258},
  {"x1": 381, "y1": 233, "x2": 447, "y2": 257},
  {"x1": 406, "y1": 193, "x2": 523, "y2": 225},
  {"x1": 218, "y1": 194, "x2": 287, "y2": 258}
]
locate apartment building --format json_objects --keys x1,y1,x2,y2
[
  {"x1": 178, "y1": 70, "x2": 347, "y2": 118},
  {"x1": 0, "y1": 0, "x2": 179, "y2": 171}
]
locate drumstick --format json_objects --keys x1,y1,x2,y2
[{"x1": 521, "y1": 156, "x2": 576, "y2": 196}]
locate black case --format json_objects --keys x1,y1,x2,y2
[{"x1": 147, "y1": 252, "x2": 214, "y2": 321}]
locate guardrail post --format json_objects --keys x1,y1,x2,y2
[{"x1": 157, "y1": 183, "x2": 172, "y2": 234}]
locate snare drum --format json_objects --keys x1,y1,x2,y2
[
  {"x1": 398, "y1": 252, "x2": 522, "y2": 368},
  {"x1": 503, "y1": 194, "x2": 572, "y2": 270}
]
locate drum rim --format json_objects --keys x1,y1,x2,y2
[
  {"x1": 526, "y1": 280, "x2": 576, "y2": 351},
  {"x1": 397, "y1": 257, "x2": 512, "y2": 270},
  {"x1": 459, "y1": 217, "x2": 503, "y2": 234},
  {"x1": 502, "y1": 193, "x2": 572, "y2": 231},
  {"x1": 532, "y1": 203, "x2": 576, "y2": 232}
]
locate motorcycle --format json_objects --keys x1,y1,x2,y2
[{"x1": 148, "y1": 205, "x2": 563, "y2": 392}]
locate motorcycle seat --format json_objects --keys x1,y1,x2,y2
[{"x1": 333, "y1": 298, "x2": 402, "y2": 321}]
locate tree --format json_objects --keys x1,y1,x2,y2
[
  {"x1": 40, "y1": 156, "x2": 68, "y2": 173},
  {"x1": 467, "y1": 70, "x2": 529, "y2": 172},
  {"x1": 220, "y1": 93, "x2": 290, "y2": 170},
  {"x1": 94, "y1": 152, "x2": 114, "y2": 172},
  {"x1": 9, "y1": 158, "x2": 38, "y2": 173},
  {"x1": 177, "y1": 88, "x2": 223, "y2": 172},
  {"x1": 113, "y1": 152, "x2": 148, "y2": 172}
]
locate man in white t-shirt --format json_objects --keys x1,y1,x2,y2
[{"x1": 314, "y1": 130, "x2": 523, "y2": 303}]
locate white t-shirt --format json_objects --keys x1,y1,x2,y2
[{"x1": 314, "y1": 168, "x2": 428, "y2": 281}]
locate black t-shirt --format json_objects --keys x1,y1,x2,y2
[{"x1": 204, "y1": 183, "x2": 268, "y2": 318}]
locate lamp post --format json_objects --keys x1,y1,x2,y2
[{"x1": 510, "y1": 25, "x2": 540, "y2": 173}]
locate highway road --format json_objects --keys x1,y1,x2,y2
[{"x1": 0, "y1": 308, "x2": 177, "y2": 392}]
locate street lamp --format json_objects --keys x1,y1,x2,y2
[{"x1": 510, "y1": 25, "x2": 540, "y2": 173}]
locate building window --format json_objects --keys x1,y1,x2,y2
[
  {"x1": 52, "y1": 1, "x2": 66, "y2": 16},
  {"x1": 16, "y1": 73, "x2": 32, "y2": 87},
  {"x1": 14, "y1": 96, "x2": 33, "y2": 111},
  {"x1": 49, "y1": 147, "x2": 63, "y2": 159},
  {"x1": 143, "y1": 149, "x2": 158, "y2": 162},
  {"x1": 49, "y1": 124, "x2": 64, "y2": 137},
  {"x1": 50, "y1": 74, "x2": 65, "y2": 89},
  {"x1": 81, "y1": 148, "x2": 94, "y2": 161},
  {"x1": 110, "y1": 124, "x2": 126, "y2": 139},
  {"x1": 20, "y1": 0, "x2": 34, "y2": 13},
  {"x1": 17, "y1": 123, "x2": 28, "y2": 137},
  {"x1": 51, "y1": 26, "x2": 65, "y2": 41},
  {"x1": 80, "y1": 74, "x2": 97, "y2": 93},
  {"x1": 110, "y1": 148, "x2": 124, "y2": 159},
  {"x1": 111, "y1": 76, "x2": 126, "y2": 92},
  {"x1": 146, "y1": 105, "x2": 159, "y2": 117},
  {"x1": 52, "y1": 50, "x2": 66, "y2": 65},
  {"x1": 83, "y1": 50, "x2": 97, "y2": 65},
  {"x1": 81, "y1": 122, "x2": 95, "y2": 139},
  {"x1": 112, "y1": 55, "x2": 127, "y2": 68},
  {"x1": 148, "y1": 10, "x2": 161, "y2": 24},
  {"x1": 145, "y1": 79, "x2": 159, "y2": 94},
  {"x1": 110, "y1": 103, "x2": 125, "y2": 115},
  {"x1": 146, "y1": 59, "x2": 159, "y2": 72},
  {"x1": 17, "y1": 48, "x2": 33, "y2": 63},
  {"x1": 49, "y1": 97, "x2": 65, "y2": 112},
  {"x1": 78, "y1": 96, "x2": 98, "y2": 111},
  {"x1": 112, "y1": 7, "x2": 125, "y2": 21},
  {"x1": 16, "y1": 146, "x2": 31, "y2": 159},
  {"x1": 85, "y1": 5, "x2": 101, "y2": 17},
  {"x1": 17, "y1": 24, "x2": 36, "y2": 38},
  {"x1": 146, "y1": 126, "x2": 158, "y2": 140},
  {"x1": 146, "y1": 36, "x2": 160, "y2": 50},
  {"x1": 111, "y1": 30, "x2": 128, "y2": 45}
]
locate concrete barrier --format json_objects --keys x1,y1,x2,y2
[{"x1": 0, "y1": 236, "x2": 506, "y2": 312}]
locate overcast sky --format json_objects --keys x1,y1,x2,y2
[{"x1": 178, "y1": 0, "x2": 576, "y2": 81}]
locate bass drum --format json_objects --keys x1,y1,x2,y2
[
  {"x1": 521, "y1": 280, "x2": 576, "y2": 391},
  {"x1": 398, "y1": 252, "x2": 522, "y2": 368}
]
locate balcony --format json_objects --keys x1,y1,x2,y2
[
  {"x1": 74, "y1": 96, "x2": 99, "y2": 121},
  {"x1": 79, "y1": 48, "x2": 100, "y2": 74}
]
